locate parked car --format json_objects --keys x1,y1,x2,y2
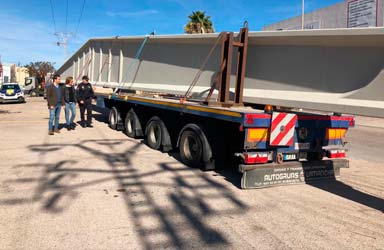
[{"x1": 0, "y1": 83, "x2": 25, "y2": 103}]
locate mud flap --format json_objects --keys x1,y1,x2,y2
[{"x1": 239, "y1": 159, "x2": 349, "y2": 189}]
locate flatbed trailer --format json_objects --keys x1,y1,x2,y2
[
  {"x1": 97, "y1": 91, "x2": 354, "y2": 188},
  {"x1": 85, "y1": 23, "x2": 354, "y2": 188}
]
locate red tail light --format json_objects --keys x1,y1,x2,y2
[
  {"x1": 327, "y1": 149, "x2": 346, "y2": 158},
  {"x1": 244, "y1": 152, "x2": 269, "y2": 164}
]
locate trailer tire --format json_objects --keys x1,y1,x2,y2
[
  {"x1": 124, "y1": 109, "x2": 143, "y2": 138},
  {"x1": 145, "y1": 116, "x2": 169, "y2": 150},
  {"x1": 108, "y1": 107, "x2": 121, "y2": 130},
  {"x1": 179, "y1": 126, "x2": 214, "y2": 170}
]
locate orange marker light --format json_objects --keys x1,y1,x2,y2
[{"x1": 264, "y1": 105, "x2": 273, "y2": 113}]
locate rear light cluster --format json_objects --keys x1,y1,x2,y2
[
  {"x1": 326, "y1": 149, "x2": 346, "y2": 158},
  {"x1": 348, "y1": 118, "x2": 355, "y2": 127},
  {"x1": 247, "y1": 128, "x2": 269, "y2": 142},
  {"x1": 244, "y1": 152, "x2": 269, "y2": 164},
  {"x1": 326, "y1": 128, "x2": 347, "y2": 140}
]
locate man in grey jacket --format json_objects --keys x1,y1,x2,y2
[{"x1": 46, "y1": 74, "x2": 65, "y2": 135}]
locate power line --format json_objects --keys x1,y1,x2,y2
[
  {"x1": 51, "y1": 0, "x2": 86, "y2": 62},
  {"x1": 49, "y1": 0, "x2": 57, "y2": 33},
  {"x1": 65, "y1": 0, "x2": 69, "y2": 33},
  {"x1": 74, "y1": 0, "x2": 86, "y2": 38}
]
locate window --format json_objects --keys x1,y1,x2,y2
[
  {"x1": 25, "y1": 79, "x2": 32, "y2": 86},
  {"x1": 1, "y1": 84, "x2": 20, "y2": 90}
]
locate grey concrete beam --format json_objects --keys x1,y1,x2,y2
[{"x1": 57, "y1": 28, "x2": 384, "y2": 117}]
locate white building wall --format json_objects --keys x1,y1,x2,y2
[{"x1": 1, "y1": 64, "x2": 12, "y2": 84}]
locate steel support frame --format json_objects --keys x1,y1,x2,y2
[{"x1": 208, "y1": 24, "x2": 249, "y2": 107}]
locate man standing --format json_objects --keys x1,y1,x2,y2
[
  {"x1": 64, "y1": 76, "x2": 77, "y2": 130},
  {"x1": 46, "y1": 74, "x2": 65, "y2": 135},
  {"x1": 77, "y1": 75, "x2": 94, "y2": 128}
]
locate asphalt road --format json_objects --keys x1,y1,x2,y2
[
  {"x1": 0, "y1": 98, "x2": 383, "y2": 250},
  {"x1": 347, "y1": 123, "x2": 384, "y2": 164}
]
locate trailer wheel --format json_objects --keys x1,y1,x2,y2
[
  {"x1": 125, "y1": 109, "x2": 142, "y2": 138},
  {"x1": 108, "y1": 107, "x2": 121, "y2": 130},
  {"x1": 179, "y1": 126, "x2": 214, "y2": 170},
  {"x1": 145, "y1": 117, "x2": 172, "y2": 151},
  {"x1": 180, "y1": 130, "x2": 203, "y2": 168},
  {"x1": 145, "y1": 117, "x2": 163, "y2": 150}
]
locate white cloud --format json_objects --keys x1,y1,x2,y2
[{"x1": 106, "y1": 9, "x2": 159, "y2": 18}]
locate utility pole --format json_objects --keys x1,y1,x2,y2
[
  {"x1": 301, "y1": 0, "x2": 305, "y2": 30},
  {"x1": 55, "y1": 32, "x2": 72, "y2": 61}
]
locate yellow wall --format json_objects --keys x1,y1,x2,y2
[{"x1": 15, "y1": 67, "x2": 29, "y2": 86}]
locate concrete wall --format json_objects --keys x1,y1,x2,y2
[{"x1": 263, "y1": 0, "x2": 384, "y2": 30}]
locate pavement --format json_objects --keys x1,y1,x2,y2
[
  {"x1": 0, "y1": 97, "x2": 383, "y2": 250},
  {"x1": 354, "y1": 115, "x2": 384, "y2": 129}
]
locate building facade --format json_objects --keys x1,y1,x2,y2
[
  {"x1": 0, "y1": 64, "x2": 29, "y2": 85},
  {"x1": 0, "y1": 64, "x2": 15, "y2": 84},
  {"x1": 263, "y1": 0, "x2": 384, "y2": 30},
  {"x1": 15, "y1": 67, "x2": 29, "y2": 86}
]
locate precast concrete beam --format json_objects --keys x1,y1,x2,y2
[{"x1": 57, "y1": 28, "x2": 384, "y2": 117}]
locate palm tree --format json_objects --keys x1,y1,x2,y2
[{"x1": 184, "y1": 11, "x2": 214, "y2": 34}]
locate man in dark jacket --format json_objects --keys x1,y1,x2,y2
[
  {"x1": 46, "y1": 74, "x2": 65, "y2": 135},
  {"x1": 64, "y1": 76, "x2": 77, "y2": 130},
  {"x1": 77, "y1": 75, "x2": 94, "y2": 127}
]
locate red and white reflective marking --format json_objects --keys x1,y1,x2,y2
[
  {"x1": 270, "y1": 112, "x2": 297, "y2": 146},
  {"x1": 244, "y1": 152, "x2": 269, "y2": 164},
  {"x1": 327, "y1": 149, "x2": 346, "y2": 158}
]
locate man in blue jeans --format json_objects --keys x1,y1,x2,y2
[
  {"x1": 64, "y1": 76, "x2": 77, "y2": 130},
  {"x1": 46, "y1": 74, "x2": 65, "y2": 135}
]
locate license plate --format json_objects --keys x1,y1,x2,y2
[
  {"x1": 284, "y1": 154, "x2": 297, "y2": 160},
  {"x1": 295, "y1": 142, "x2": 310, "y2": 150}
]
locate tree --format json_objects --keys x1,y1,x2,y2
[
  {"x1": 24, "y1": 61, "x2": 56, "y2": 83},
  {"x1": 184, "y1": 11, "x2": 214, "y2": 34}
]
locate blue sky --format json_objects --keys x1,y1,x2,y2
[{"x1": 0, "y1": 0, "x2": 343, "y2": 67}]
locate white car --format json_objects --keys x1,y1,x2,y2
[{"x1": 0, "y1": 83, "x2": 25, "y2": 103}]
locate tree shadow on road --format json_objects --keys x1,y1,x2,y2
[
  {"x1": 309, "y1": 180, "x2": 384, "y2": 213},
  {"x1": 1, "y1": 138, "x2": 249, "y2": 249}
]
